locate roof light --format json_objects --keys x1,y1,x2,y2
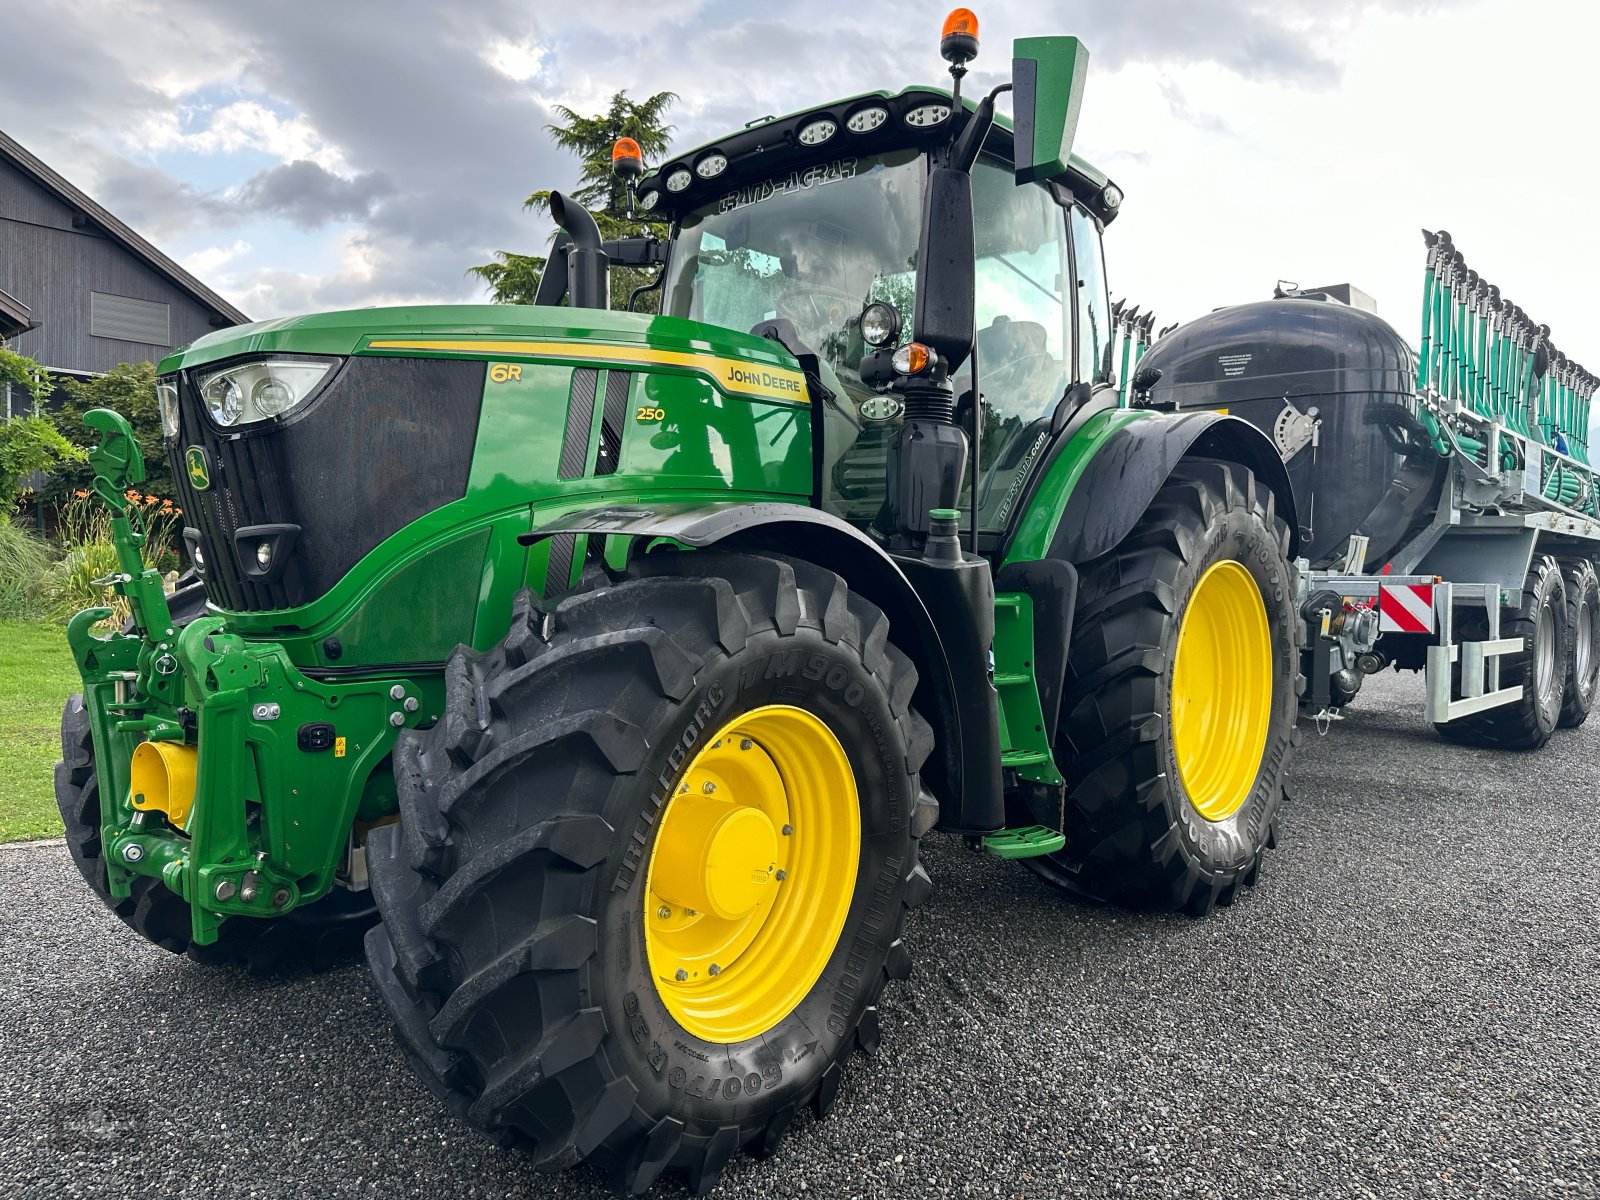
[
  {"x1": 940, "y1": 8, "x2": 980, "y2": 65},
  {"x1": 904, "y1": 104, "x2": 951, "y2": 129},
  {"x1": 695, "y1": 152, "x2": 728, "y2": 179},
  {"x1": 798, "y1": 117, "x2": 837, "y2": 147},
  {"x1": 665, "y1": 168, "x2": 693, "y2": 192},
  {"x1": 639, "y1": 188, "x2": 661, "y2": 211},
  {"x1": 1101, "y1": 183, "x2": 1124, "y2": 210},
  {"x1": 846, "y1": 106, "x2": 889, "y2": 134}
]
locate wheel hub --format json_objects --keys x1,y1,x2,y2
[{"x1": 651, "y1": 796, "x2": 779, "y2": 920}]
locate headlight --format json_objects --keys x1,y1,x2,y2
[
  {"x1": 197, "y1": 359, "x2": 335, "y2": 428},
  {"x1": 860, "y1": 301, "x2": 902, "y2": 348},
  {"x1": 156, "y1": 379, "x2": 181, "y2": 439}
]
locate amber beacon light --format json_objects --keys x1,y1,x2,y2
[{"x1": 941, "y1": 8, "x2": 980, "y2": 65}]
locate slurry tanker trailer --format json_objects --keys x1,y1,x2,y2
[
  {"x1": 1112, "y1": 235, "x2": 1600, "y2": 745},
  {"x1": 50, "y1": 9, "x2": 1597, "y2": 1192}
]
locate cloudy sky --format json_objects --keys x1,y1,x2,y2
[{"x1": 4, "y1": 0, "x2": 1595, "y2": 373}]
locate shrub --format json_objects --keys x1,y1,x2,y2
[
  {"x1": 0, "y1": 515, "x2": 55, "y2": 620},
  {"x1": 40, "y1": 492, "x2": 183, "y2": 626}
]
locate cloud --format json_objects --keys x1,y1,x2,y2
[
  {"x1": 236, "y1": 161, "x2": 392, "y2": 229},
  {"x1": 1158, "y1": 80, "x2": 1231, "y2": 135},
  {"x1": 0, "y1": 0, "x2": 1486, "y2": 319},
  {"x1": 182, "y1": 240, "x2": 251, "y2": 277},
  {"x1": 85, "y1": 156, "x2": 241, "y2": 241}
]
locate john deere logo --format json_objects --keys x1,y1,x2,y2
[{"x1": 185, "y1": 446, "x2": 211, "y2": 491}]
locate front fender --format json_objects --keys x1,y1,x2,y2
[
  {"x1": 1006, "y1": 410, "x2": 1298, "y2": 567},
  {"x1": 520, "y1": 501, "x2": 998, "y2": 833}
]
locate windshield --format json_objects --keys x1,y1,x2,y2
[
  {"x1": 662, "y1": 147, "x2": 1076, "y2": 536},
  {"x1": 663, "y1": 149, "x2": 924, "y2": 403}
]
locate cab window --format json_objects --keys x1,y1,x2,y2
[
  {"x1": 959, "y1": 157, "x2": 1072, "y2": 529},
  {"x1": 1071, "y1": 204, "x2": 1112, "y2": 385}
]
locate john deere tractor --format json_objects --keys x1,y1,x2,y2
[{"x1": 56, "y1": 12, "x2": 1299, "y2": 1192}]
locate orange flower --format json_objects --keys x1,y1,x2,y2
[
  {"x1": 74, "y1": 489, "x2": 88, "y2": 499},
  {"x1": 124, "y1": 488, "x2": 139, "y2": 500}
]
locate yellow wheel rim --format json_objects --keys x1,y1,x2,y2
[
  {"x1": 643, "y1": 704, "x2": 859, "y2": 1043},
  {"x1": 1170, "y1": 560, "x2": 1273, "y2": 822}
]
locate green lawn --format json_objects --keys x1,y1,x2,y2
[{"x1": 0, "y1": 620, "x2": 78, "y2": 841}]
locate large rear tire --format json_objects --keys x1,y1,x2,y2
[
  {"x1": 1435, "y1": 553, "x2": 1567, "y2": 749},
  {"x1": 1024, "y1": 460, "x2": 1298, "y2": 915},
  {"x1": 365, "y1": 551, "x2": 935, "y2": 1194},
  {"x1": 1559, "y1": 558, "x2": 1599, "y2": 729}
]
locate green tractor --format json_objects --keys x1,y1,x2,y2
[{"x1": 56, "y1": 13, "x2": 1299, "y2": 1192}]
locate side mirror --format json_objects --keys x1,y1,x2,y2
[
  {"x1": 911, "y1": 167, "x2": 976, "y2": 370},
  {"x1": 1012, "y1": 36, "x2": 1089, "y2": 185}
]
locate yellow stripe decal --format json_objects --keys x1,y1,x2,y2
[{"x1": 365, "y1": 338, "x2": 809, "y2": 404}]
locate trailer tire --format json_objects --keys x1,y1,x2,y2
[
  {"x1": 364, "y1": 552, "x2": 935, "y2": 1194},
  {"x1": 1559, "y1": 558, "x2": 1600, "y2": 728},
  {"x1": 1024, "y1": 460, "x2": 1298, "y2": 915},
  {"x1": 1435, "y1": 554, "x2": 1567, "y2": 749}
]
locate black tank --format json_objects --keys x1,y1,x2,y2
[{"x1": 1137, "y1": 296, "x2": 1443, "y2": 569}]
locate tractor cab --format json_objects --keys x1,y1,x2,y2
[
  {"x1": 656, "y1": 132, "x2": 1117, "y2": 538},
  {"x1": 574, "y1": 49, "x2": 1122, "y2": 552}
]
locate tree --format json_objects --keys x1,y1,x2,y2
[
  {"x1": 470, "y1": 91, "x2": 677, "y2": 312},
  {"x1": 47, "y1": 362, "x2": 174, "y2": 502},
  {"x1": 0, "y1": 343, "x2": 81, "y2": 509}
]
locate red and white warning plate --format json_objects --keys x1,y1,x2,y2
[{"x1": 1378, "y1": 582, "x2": 1435, "y2": 634}]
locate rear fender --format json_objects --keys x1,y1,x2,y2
[
  {"x1": 1040, "y1": 411, "x2": 1298, "y2": 565},
  {"x1": 520, "y1": 502, "x2": 992, "y2": 832}
]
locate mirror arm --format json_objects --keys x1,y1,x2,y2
[{"x1": 949, "y1": 83, "x2": 1011, "y2": 174}]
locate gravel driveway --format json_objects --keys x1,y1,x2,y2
[{"x1": 2, "y1": 669, "x2": 1596, "y2": 1199}]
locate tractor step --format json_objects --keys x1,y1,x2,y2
[
  {"x1": 980, "y1": 825, "x2": 1067, "y2": 859},
  {"x1": 999, "y1": 748, "x2": 1053, "y2": 767}
]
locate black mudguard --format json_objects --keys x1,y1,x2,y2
[
  {"x1": 520, "y1": 501, "x2": 1003, "y2": 834},
  {"x1": 1044, "y1": 411, "x2": 1299, "y2": 565}
]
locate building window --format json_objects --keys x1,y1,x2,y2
[{"x1": 90, "y1": 291, "x2": 171, "y2": 346}]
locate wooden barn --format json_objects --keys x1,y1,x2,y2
[{"x1": 0, "y1": 129, "x2": 248, "y2": 416}]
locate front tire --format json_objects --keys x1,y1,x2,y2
[
  {"x1": 365, "y1": 552, "x2": 935, "y2": 1194},
  {"x1": 1025, "y1": 460, "x2": 1298, "y2": 915}
]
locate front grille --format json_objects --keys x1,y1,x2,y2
[{"x1": 168, "y1": 355, "x2": 486, "y2": 612}]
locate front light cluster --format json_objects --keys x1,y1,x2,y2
[
  {"x1": 197, "y1": 359, "x2": 334, "y2": 428},
  {"x1": 156, "y1": 379, "x2": 181, "y2": 439}
]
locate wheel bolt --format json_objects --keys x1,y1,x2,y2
[
  {"x1": 678, "y1": 783, "x2": 689, "y2": 794},
  {"x1": 675, "y1": 969, "x2": 688, "y2": 982},
  {"x1": 775, "y1": 869, "x2": 788, "y2": 881},
  {"x1": 657, "y1": 905, "x2": 671, "y2": 919},
  {"x1": 709, "y1": 964, "x2": 721, "y2": 976},
  {"x1": 701, "y1": 781, "x2": 716, "y2": 794},
  {"x1": 781, "y1": 824, "x2": 793, "y2": 836},
  {"x1": 739, "y1": 738, "x2": 752, "y2": 751}
]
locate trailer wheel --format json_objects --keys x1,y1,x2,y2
[
  {"x1": 55, "y1": 694, "x2": 376, "y2": 971},
  {"x1": 1435, "y1": 554, "x2": 1567, "y2": 749},
  {"x1": 1025, "y1": 460, "x2": 1298, "y2": 915},
  {"x1": 365, "y1": 552, "x2": 935, "y2": 1194},
  {"x1": 1559, "y1": 559, "x2": 1600, "y2": 728}
]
